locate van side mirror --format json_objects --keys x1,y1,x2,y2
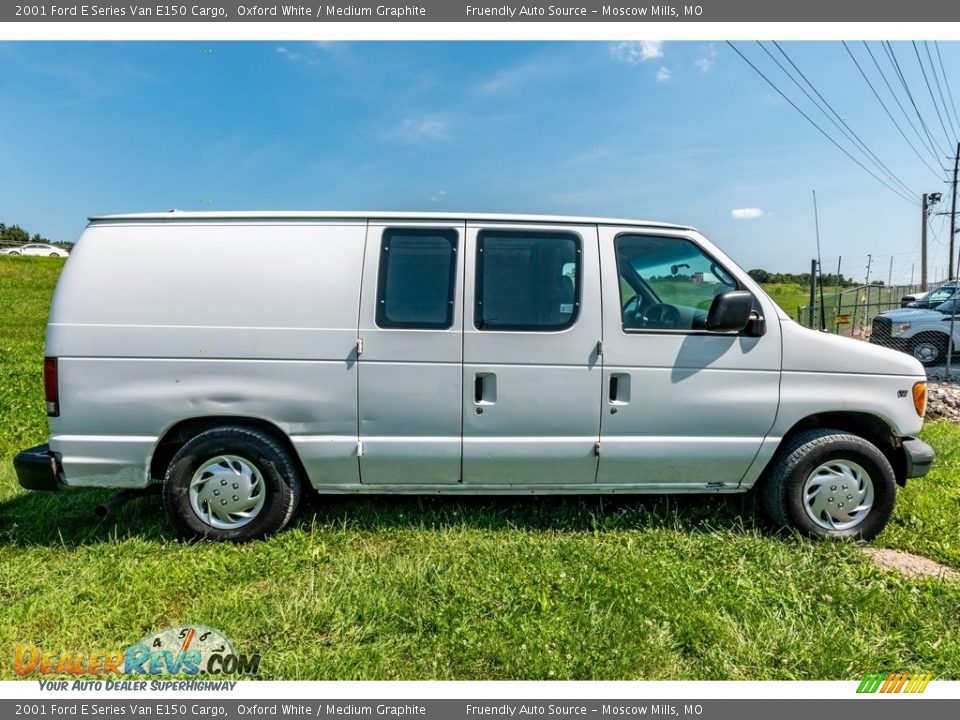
[{"x1": 706, "y1": 291, "x2": 754, "y2": 332}]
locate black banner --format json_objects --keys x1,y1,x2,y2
[
  {"x1": 2, "y1": 699, "x2": 957, "y2": 720},
  {"x1": 4, "y1": 0, "x2": 957, "y2": 23}
]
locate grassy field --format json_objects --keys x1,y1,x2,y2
[
  {"x1": 764, "y1": 282, "x2": 909, "y2": 328},
  {"x1": 1, "y1": 259, "x2": 958, "y2": 680}
]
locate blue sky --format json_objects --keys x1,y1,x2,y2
[{"x1": 2, "y1": 40, "x2": 960, "y2": 280}]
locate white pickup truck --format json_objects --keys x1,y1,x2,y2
[{"x1": 871, "y1": 297, "x2": 960, "y2": 366}]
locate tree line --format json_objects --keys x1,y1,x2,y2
[
  {"x1": 0, "y1": 222, "x2": 68, "y2": 248},
  {"x1": 747, "y1": 269, "x2": 861, "y2": 287}
]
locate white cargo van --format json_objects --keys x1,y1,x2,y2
[{"x1": 14, "y1": 212, "x2": 934, "y2": 541}]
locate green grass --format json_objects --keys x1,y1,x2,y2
[
  {"x1": 764, "y1": 282, "x2": 908, "y2": 331},
  {"x1": 764, "y1": 282, "x2": 820, "y2": 319},
  {"x1": 0, "y1": 260, "x2": 958, "y2": 680}
]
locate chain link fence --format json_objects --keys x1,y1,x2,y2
[
  {"x1": 796, "y1": 282, "x2": 960, "y2": 369},
  {"x1": 796, "y1": 284, "x2": 913, "y2": 338}
]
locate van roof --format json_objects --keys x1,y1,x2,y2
[{"x1": 87, "y1": 210, "x2": 694, "y2": 230}]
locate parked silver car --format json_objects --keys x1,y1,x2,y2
[{"x1": 14, "y1": 211, "x2": 934, "y2": 542}]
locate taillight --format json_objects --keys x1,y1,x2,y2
[{"x1": 43, "y1": 357, "x2": 59, "y2": 417}]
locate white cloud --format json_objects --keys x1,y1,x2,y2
[
  {"x1": 610, "y1": 41, "x2": 664, "y2": 65},
  {"x1": 276, "y1": 45, "x2": 314, "y2": 66},
  {"x1": 571, "y1": 147, "x2": 612, "y2": 164},
  {"x1": 695, "y1": 44, "x2": 717, "y2": 73},
  {"x1": 732, "y1": 208, "x2": 764, "y2": 220},
  {"x1": 656, "y1": 67, "x2": 672, "y2": 83},
  {"x1": 276, "y1": 42, "x2": 349, "y2": 66},
  {"x1": 311, "y1": 41, "x2": 351, "y2": 61},
  {"x1": 475, "y1": 57, "x2": 562, "y2": 96},
  {"x1": 389, "y1": 117, "x2": 449, "y2": 142},
  {"x1": 429, "y1": 189, "x2": 447, "y2": 203}
]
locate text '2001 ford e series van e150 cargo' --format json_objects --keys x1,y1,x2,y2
[{"x1": 14, "y1": 211, "x2": 935, "y2": 541}]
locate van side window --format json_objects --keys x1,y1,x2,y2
[
  {"x1": 376, "y1": 229, "x2": 458, "y2": 329},
  {"x1": 475, "y1": 230, "x2": 581, "y2": 331},
  {"x1": 616, "y1": 234, "x2": 740, "y2": 332}
]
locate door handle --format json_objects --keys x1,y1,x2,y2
[
  {"x1": 475, "y1": 373, "x2": 496, "y2": 404},
  {"x1": 609, "y1": 373, "x2": 630, "y2": 404}
]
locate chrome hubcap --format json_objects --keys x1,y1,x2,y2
[
  {"x1": 189, "y1": 455, "x2": 266, "y2": 530},
  {"x1": 913, "y1": 343, "x2": 939, "y2": 363},
  {"x1": 802, "y1": 460, "x2": 874, "y2": 531}
]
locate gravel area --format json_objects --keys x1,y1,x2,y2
[{"x1": 924, "y1": 378, "x2": 960, "y2": 422}]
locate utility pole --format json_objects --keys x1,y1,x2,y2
[
  {"x1": 853, "y1": 255, "x2": 871, "y2": 335},
  {"x1": 864, "y1": 254, "x2": 872, "y2": 335},
  {"x1": 835, "y1": 256, "x2": 843, "y2": 333},
  {"x1": 951, "y1": 144, "x2": 959, "y2": 281},
  {"x1": 808, "y1": 259, "x2": 817, "y2": 328},
  {"x1": 948, "y1": 142, "x2": 960, "y2": 374},
  {"x1": 922, "y1": 194, "x2": 929, "y2": 290},
  {"x1": 812, "y1": 191, "x2": 826, "y2": 331}
]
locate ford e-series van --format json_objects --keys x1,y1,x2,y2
[{"x1": 14, "y1": 212, "x2": 934, "y2": 541}]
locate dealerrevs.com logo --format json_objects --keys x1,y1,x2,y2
[
  {"x1": 857, "y1": 673, "x2": 933, "y2": 694},
  {"x1": 14, "y1": 625, "x2": 260, "y2": 677}
]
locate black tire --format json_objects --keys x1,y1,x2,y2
[
  {"x1": 761, "y1": 428, "x2": 897, "y2": 541},
  {"x1": 9, "y1": 251, "x2": 19, "y2": 256},
  {"x1": 162, "y1": 426, "x2": 301, "y2": 541},
  {"x1": 910, "y1": 334, "x2": 948, "y2": 366}
]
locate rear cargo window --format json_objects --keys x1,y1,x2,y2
[
  {"x1": 376, "y1": 229, "x2": 458, "y2": 329},
  {"x1": 475, "y1": 230, "x2": 581, "y2": 331}
]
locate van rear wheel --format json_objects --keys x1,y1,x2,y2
[
  {"x1": 761, "y1": 429, "x2": 896, "y2": 541},
  {"x1": 162, "y1": 426, "x2": 301, "y2": 541}
]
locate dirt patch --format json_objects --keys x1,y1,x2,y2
[{"x1": 862, "y1": 547, "x2": 960, "y2": 580}]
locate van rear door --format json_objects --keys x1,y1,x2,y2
[
  {"x1": 461, "y1": 222, "x2": 603, "y2": 486},
  {"x1": 357, "y1": 222, "x2": 466, "y2": 485}
]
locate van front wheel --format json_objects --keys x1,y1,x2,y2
[
  {"x1": 761, "y1": 429, "x2": 896, "y2": 541},
  {"x1": 162, "y1": 426, "x2": 301, "y2": 541}
]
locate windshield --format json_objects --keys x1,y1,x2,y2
[{"x1": 935, "y1": 297, "x2": 960, "y2": 314}]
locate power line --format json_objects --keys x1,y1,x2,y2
[
  {"x1": 924, "y1": 41, "x2": 960, "y2": 140},
  {"x1": 934, "y1": 42, "x2": 960, "y2": 139},
  {"x1": 864, "y1": 42, "x2": 944, "y2": 169},
  {"x1": 765, "y1": 41, "x2": 917, "y2": 198},
  {"x1": 929, "y1": 212, "x2": 949, "y2": 246},
  {"x1": 883, "y1": 41, "x2": 952, "y2": 159},
  {"x1": 725, "y1": 41, "x2": 918, "y2": 206},
  {"x1": 912, "y1": 41, "x2": 956, "y2": 150},
  {"x1": 843, "y1": 42, "x2": 943, "y2": 178}
]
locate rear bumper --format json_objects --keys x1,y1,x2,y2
[
  {"x1": 13, "y1": 444, "x2": 65, "y2": 491},
  {"x1": 903, "y1": 438, "x2": 935, "y2": 479}
]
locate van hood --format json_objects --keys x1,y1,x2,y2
[{"x1": 780, "y1": 319, "x2": 925, "y2": 377}]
